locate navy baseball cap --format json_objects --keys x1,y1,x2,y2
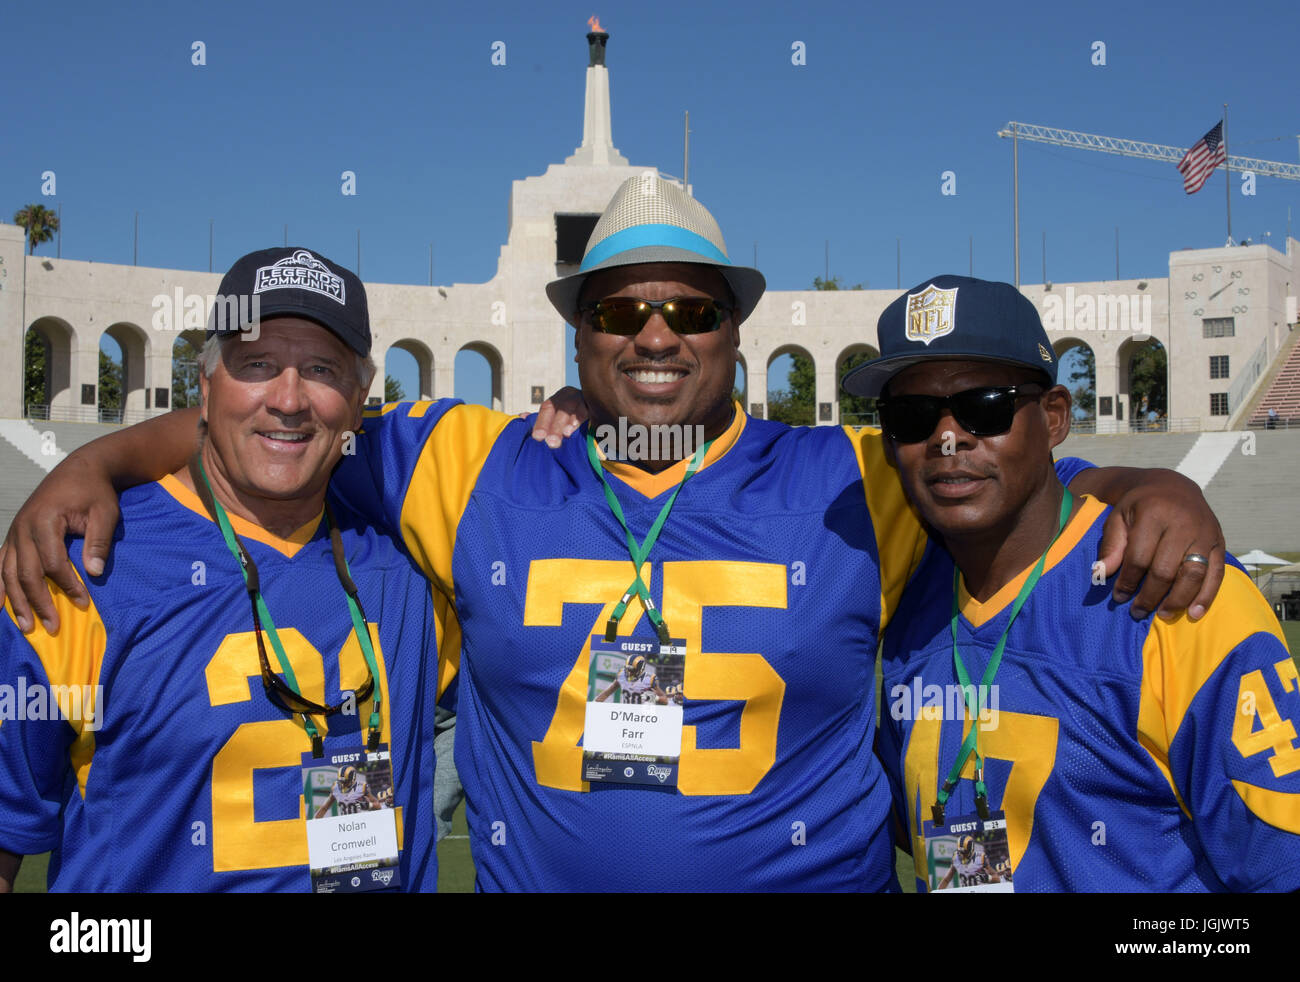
[
  {"x1": 207, "y1": 247, "x2": 371, "y2": 356},
  {"x1": 842, "y1": 275, "x2": 1056, "y2": 398}
]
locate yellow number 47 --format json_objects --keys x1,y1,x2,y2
[{"x1": 1232, "y1": 659, "x2": 1300, "y2": 778}]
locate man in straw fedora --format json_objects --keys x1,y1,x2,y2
[{"x1": 1, "y1": 177, "x2": 1226, "y2": 891}]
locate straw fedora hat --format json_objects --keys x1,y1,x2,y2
[{"x1": 546, "y1": 174, "x2": 766, "y2": 326}]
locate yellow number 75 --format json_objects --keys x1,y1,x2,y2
[{"x1": 526, "y1": 559, "x2": 787, "y2": 796}]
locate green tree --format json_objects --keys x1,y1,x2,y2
[
  {"x1": 1129, "y1": 342, "x2": 1167, "y2": 420},
  {"x1": 172, "y1": 337, "x2": 202, "y2": 409},
  {"x1": 24, "y1": 329, "x2": 49, "y2": 413},
  {"x1": 767, "y1": 351, "x2": 816, "y2": 426},
  {"x1": 1064, "y1": 344, "x2": 1095, "y2": 418},
  {"x1": 811, "y1": 275, "x2": 867, "y2": 291},
  {"x1": 838, "y1": 350, "x2": 876, "y2": 425},
  {"x1": 99, "y1": 349, "x2": 122, "y2": 412},
  {"x1": 13, "y1": 203, "x2": 59, "y2": 255},
  {"x1": 385, "y1": 374, "x2": 405, "y2": 402}
]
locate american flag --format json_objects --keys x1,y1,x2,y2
[{"x1": 1176, "y1": 122, "x2": 1227, "y2": 194}]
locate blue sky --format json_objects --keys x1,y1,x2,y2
[{"x1": 5, "y1": 0, "x2": 1298, "y2": 404}]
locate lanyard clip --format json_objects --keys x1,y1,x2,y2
[
  {"x1": 655, "y1": 620, "x2": 671, "y2": 646},
  {"x1": 931, "y1": 802, "x2": 946, "y2": 826},
  {"x1": 603, "y1": 618, "x2": 620, "y2": 643},
  {"x1": 367, "y1": 727, "x2": 381, "y2": 752},
  {"x1": 311, "y1": 733, "x2": 324, "y2": 759},
  {"x1": 976, "y1": 795, "x2": 991, "y2": 821}
]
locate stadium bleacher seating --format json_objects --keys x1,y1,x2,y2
[{"x1": 1248, "y1": 333, "x2": 1300, "y2": 427}]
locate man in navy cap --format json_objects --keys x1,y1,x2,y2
[
  {"x1": 0, "y1": 247, "x2": 451, "y2": 891},
  {"x1": 854, "y1": 276, "x2": 1300, "y2": 891}
]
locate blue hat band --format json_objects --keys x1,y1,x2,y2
[{"x1": 580, "y1": 223, "x2": 731, "y2": 272}]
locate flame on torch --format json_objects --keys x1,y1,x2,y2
[{"x1": 588, "y1": 15, "x2": 605, "y2": 32}]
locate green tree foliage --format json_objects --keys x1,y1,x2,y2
[
  {"x1": 1064, "y1": 344, "x2": 1095, "y2": 418},
  {"x1": 385, "y1": 374, "x2": 405, "y2": 403},
  {"x1": 172, "y1": 337, "x2": 202, "y2": 409},
  {"x1": 767, "y1": 352, "x2": 816, "y2": 426},
  {"x1": 838, "y1": 350, "x2": 876, "y2": 425},
  {"x1": 99, "y1": 349, "x2": 122, "y2": 412},
  {"x1": 24, "y1": 329, "x2": 48, "y2": 412},
  {"x1": 13, "y1": 203, "x2": 59, "y2": 255},
  {"x1": 1129, "y1": 342, "x2": 1167, "y2": 419}
]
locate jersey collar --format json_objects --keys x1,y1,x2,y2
[
  {"x1": 158, "y1": 473, "x2": 324, "y2": 558},
  {"x1": 596, "y1": 401, "x2": 748, "y2": 499},
  {"x1": 957, "y1": 494, "x2": 1106, "y2": 629}
]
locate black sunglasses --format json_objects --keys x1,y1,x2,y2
[
  {"x1": 581, "y1": 297, "x2": 731, "y2": 336},
  {"x1": 877, "y1": 384, "x2": 1044, "y2": 443}
]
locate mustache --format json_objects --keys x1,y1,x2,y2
[{"x1": 919, "y1": 455, "x2": 996, "y2": 482}]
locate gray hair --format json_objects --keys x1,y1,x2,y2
[{"x1": 197, "y1": 334, "x2": 376, "y2": 392}]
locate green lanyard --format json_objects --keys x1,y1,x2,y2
[
  {"x1": 585, "y1": 431, "x2": 713, "y2": 644},
  {"x1": 197, "y1": 458, "x2": 384, "y2": 755},
  {"x1": 932, "y1": 489, "x2": 1074, "y2": 825}
]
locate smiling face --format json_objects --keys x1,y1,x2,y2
[
  {"x1": 575, "y1": 262, "x2": 740, "y2": 453},
  {"x1": 881, "y1": 359, "x2": 1070, "y2": 544},
  {"x1": 199, "y1": 317, "x2": 365, "y2": 518}
]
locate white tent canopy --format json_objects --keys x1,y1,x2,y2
[{"x1": 1236, "y1": 549, "x2": 1290, "y2": 566}]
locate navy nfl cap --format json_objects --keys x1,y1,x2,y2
[
  {"x1": 207, "y1": 247, "x2": 371, "y2": 356},
  {"x1": 842, "y1": 275, "x2": 1056, "y2": 399}
]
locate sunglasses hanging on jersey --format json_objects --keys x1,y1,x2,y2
[
  {"x1": 581, "y1": 297, "x2": 732, "y2": 336},
  {"x1": 877, "y1": 384, "x2": 1044, "y2": 444},
  {"x1": 189, "y1": 456, "x2": 380, "y2": 754}
]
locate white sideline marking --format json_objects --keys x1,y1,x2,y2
[
  {"x1": 1174, "y1": 432, "x2": 1243, "y2": 490},
  {"x1": 0, "y1": 420, "x2": 65, "y2": 473}
]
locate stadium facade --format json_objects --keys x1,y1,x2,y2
[{"x1": 2, "y1": 31, "x2": 1297, "y2": 432}]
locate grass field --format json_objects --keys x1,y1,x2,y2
[{"x1": 15, "y1": 618, "x2": 1300, "y2": 894}]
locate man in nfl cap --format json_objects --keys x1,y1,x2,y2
[
  {"x1": 858, "y1": 276, "x2": 1300, "y2": 891},
  {"x1": 2, "y1": 189, "x2": 1227, "y2": 892}
]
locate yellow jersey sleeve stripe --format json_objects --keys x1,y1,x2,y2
[
  {"x1": 847, "y1": 426, "x2": 928, "y2": 632},
  {"x1": 434, "y1": 587, "x2": 462, "y2": 702},
  {"x1": 4, "y1": 577, "x2": 108, "y2": 798},
  {"x1": 1138, "y1": 565, "x2": 1288, "y2": 819},
  {"x1": 398, "y1": 403, "x2": 514, "y2": 597},
  {"x1": 1229, "y1": 780, "x2": 1300, "y2": 833}
]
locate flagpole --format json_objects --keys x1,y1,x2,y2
[
  {"x1": 1013, "y1": 122, "x2": 1020, "y2": 289},
  {"x1": 1223, "y1": 104, "x2": 1232, "y2": 245}
]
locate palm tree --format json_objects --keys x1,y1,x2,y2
[{"x1": 13, "y1": 203, "x2": 59, "y2": 255}]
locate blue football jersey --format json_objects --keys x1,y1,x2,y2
[
  {"x1": 0, "y1": 476, "x2": 442, "y2": 892},
  {"x1": 878, "y1": 494, "x2": 1300, "y2": 892},
  {"x1": 333, "y1": 399, "x2": 1096, "y2": 891}
]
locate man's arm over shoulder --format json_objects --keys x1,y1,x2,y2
[
  {"x1": 1141, "y1": 566, "x2": 1300, "y2": 891},
  {"x1": 332, "y1": 400, "x2": 515, "y2": 594}
]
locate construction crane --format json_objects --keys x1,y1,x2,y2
[{"x1": 997, "y1": 120, "x2": 1300, "y2": 286}]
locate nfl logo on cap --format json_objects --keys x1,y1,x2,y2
[{"x1": 842, "y1": 275, "x2": 1057, "y2": 399}]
